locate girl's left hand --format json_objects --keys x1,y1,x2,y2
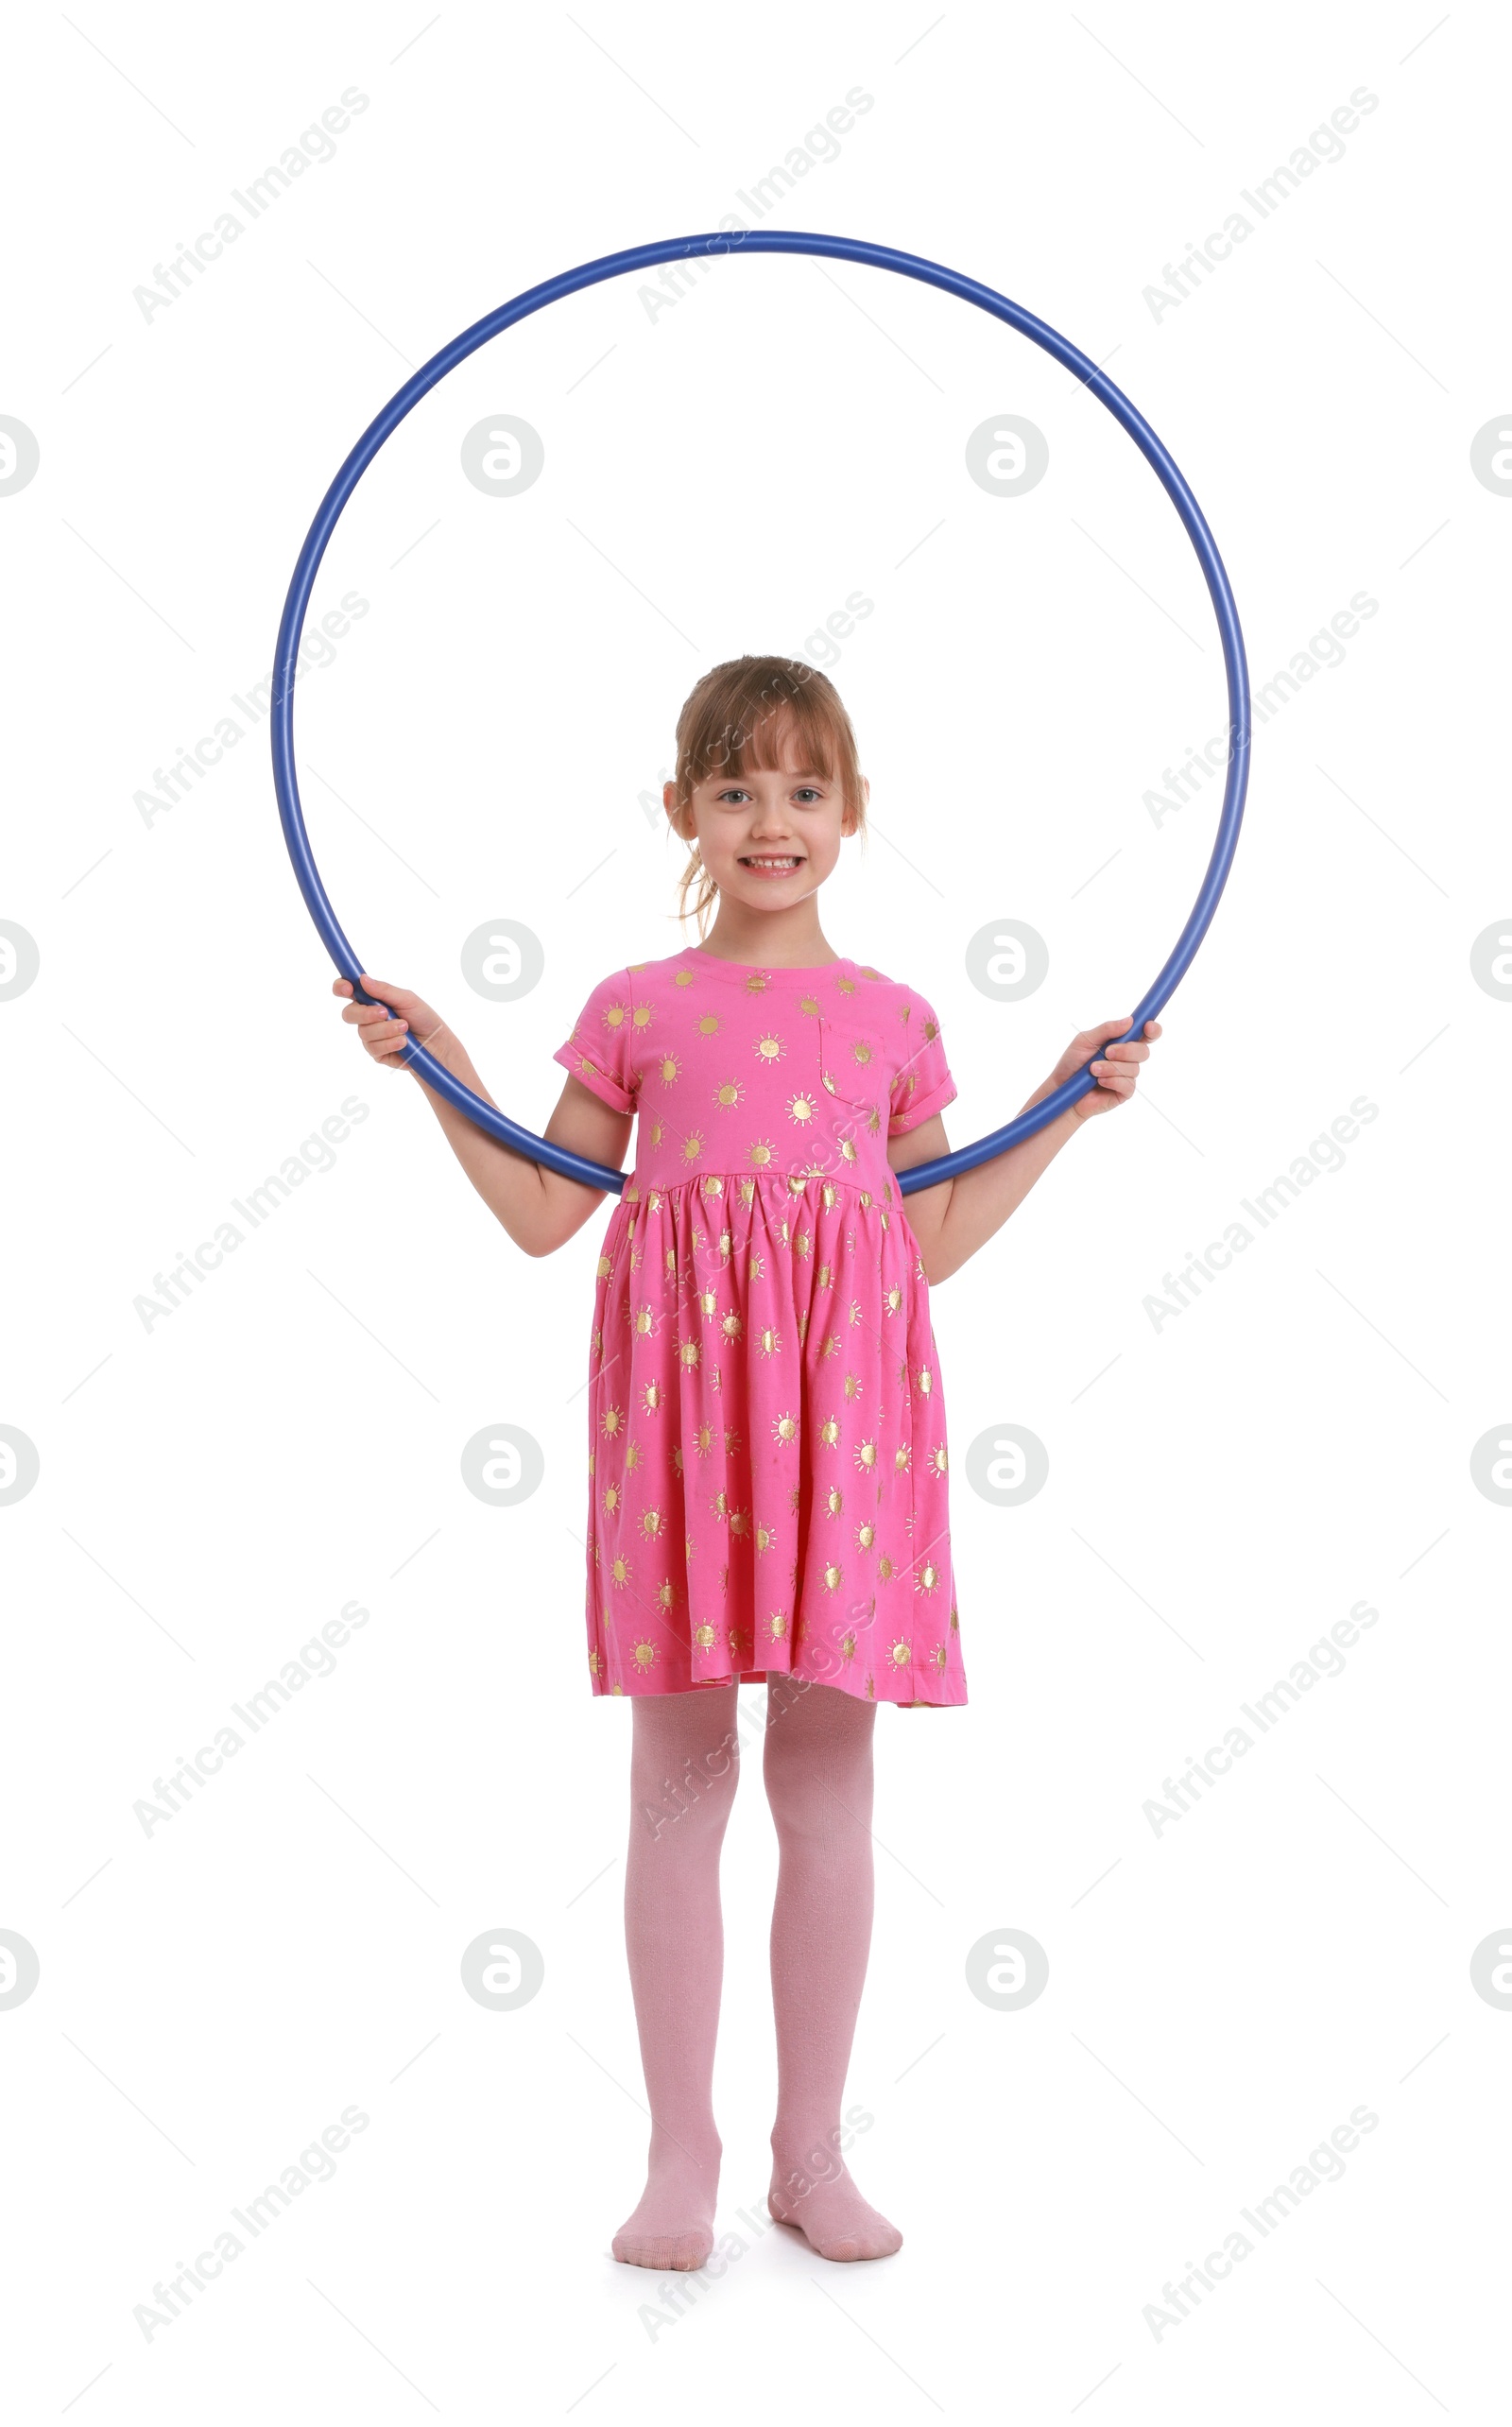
[{"x1": 1053, "y1": 1017, "x2": 1163, "y2": 1120}]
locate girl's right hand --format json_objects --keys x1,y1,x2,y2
[{"x1": 333, "y1": 973, "x2": 449, "y2": 1072}]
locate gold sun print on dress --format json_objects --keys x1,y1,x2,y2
[{"x1": 847, "y1": 1035, "x2": 875, "y2": 1077}]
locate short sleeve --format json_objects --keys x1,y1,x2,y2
[
  {"x1": 553, "y1": 968, "x2": 639, "y2": 1114},
  {"x1": 888, "y1": 990, "x2": 957, "y2": 1136}
]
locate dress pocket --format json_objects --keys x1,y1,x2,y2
[{"x1": 816, "y1": 1013, "x2": 884, "y2": 1115}]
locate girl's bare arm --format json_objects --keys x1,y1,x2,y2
[
  {"x1": 335, "y1": 973, "x2": 631, "y2": 1257},
  {"x1": 889, "y1": 1018, "x2": 1161, "y2": 1285}
]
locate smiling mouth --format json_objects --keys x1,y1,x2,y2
[{"x1": 740, "y1": 854, "x2": 804, "y2": 871}]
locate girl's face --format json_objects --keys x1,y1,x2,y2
[{"x1": 664, "y1": 718, "x2": 867, "y2": 921}]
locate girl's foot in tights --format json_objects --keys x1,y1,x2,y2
[{"x1": 766, "y1": 2164, "x2": 902, "y2": 2262}]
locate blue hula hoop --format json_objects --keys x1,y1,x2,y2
[{"x1": 271, "y1": 229, "x2": 1249, "y2": 1198}]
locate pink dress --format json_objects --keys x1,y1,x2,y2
[{"x1": 553, "y1": 946, "x2": 967, "y2": 1710}]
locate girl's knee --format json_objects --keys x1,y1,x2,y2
[
  {"x1": 764, "y1": 1736, "x2": 873, "y2": 1839},
  {"x1": 630, "y1": 1720, "x2": 742, "y2": 1837}
]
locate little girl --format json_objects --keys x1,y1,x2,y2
[{"x1": 335, "y1": 655, "x2": 1159, "y2": 2272}]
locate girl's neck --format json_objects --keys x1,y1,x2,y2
[{"x1": 694, "y1": 916, "x2": 843, "y2": 971}]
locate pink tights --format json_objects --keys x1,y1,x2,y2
[{"x1": 611, "y1": 1677, "x2": 903, "y2": 2269}]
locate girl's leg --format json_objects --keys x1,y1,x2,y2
[
  {"x1": 612, "y1": 1684, "x2": 740, "y2": 2271},
  {"x1": 763, "y1": 1677, "x2": 902, "y2": 2261}
]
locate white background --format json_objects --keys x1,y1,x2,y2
[{"x1": 4, "y1": 2, "x2": 1506, "y2": 2417}]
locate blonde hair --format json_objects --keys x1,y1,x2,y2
[{"x1": 667, "y1": 656, "x2": 867, "y2": 938}]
